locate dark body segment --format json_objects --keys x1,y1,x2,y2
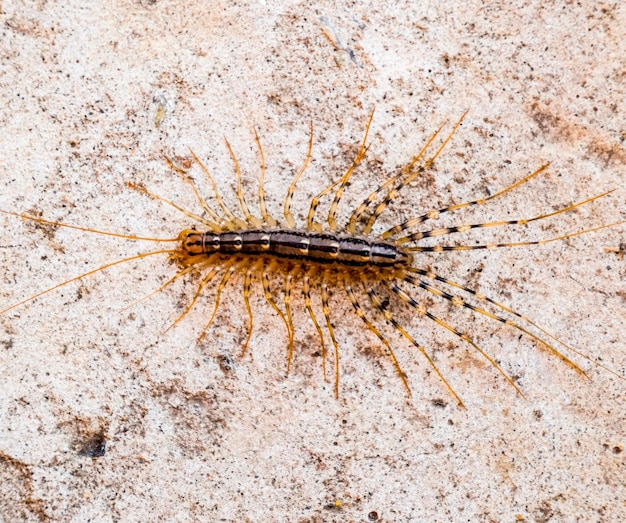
[{"x1": 181, "y1": 229, "x2": 412, "y2": 268}]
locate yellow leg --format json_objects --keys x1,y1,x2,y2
[
  {"x1": 164, "y1": 260, "x2": 231, "y2": 335},
  {"x1": 397, "y1": 189, "x2": 616, "y2": 244},
  {"x1": 327, "y1": 109, "x2": 375, "y2": 232},
  {"x1": 283, "y1": 122, "x2": 313, "y2": 228},
  {"x1": 163, "y1": 154, "x2": 224, "y2": 226},
  {"x1": 253, "y1": 128, "x2": 278, "y2": 227},
  {"x1": 303, "y1": 272, "x2": 328, "y2": 382},
  {"x1": 381, "y1": 162, "x2": 551, "y2": 240},
  {"x1": 343, "y1": 276, "x2": 413, "y2": 398},
  {"x1": 364, "y1": 111, "x2": 468, "y2": 235},
  {"x1": 358, "y1": 279, "x2": 465, "y2": 407},
  {"x1": 223, "y1": 138, "x2": 263, "y2": 228},
  {"x1": 241, "y1": 262, "x2": 259, "y2": 357},
  {"x1": 197, "y1": 260, "x2": 242, "y2": 342},
  {"x1": 261, "y1": 263, "x2": 294, "y2": 373},
  {"x1": 321, "y1": 278, "x2": 341, "y2": 398},
  {"x1": 283, "y1": 272, "x2": 296, "y2": 374},
  {"x1": 379, "y1": 280, "x2": 524, "y2": 399},
  {"x1": 347, "y1": 119, "x2": 445, "y2": 234},
  {"x1": 188, "y1": 148, "x2": 247, "y2": 229}
]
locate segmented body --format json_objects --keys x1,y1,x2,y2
[
  {"x1": 1, "y1": 110, "x2": 622, "y2": 407},
  {"x1": 180, "y1": 229, "x2": 412, "y2": 267}
]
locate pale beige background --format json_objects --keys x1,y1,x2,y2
[{"x1": 0, "y1": 1, "x2": 624, "y2": 522}]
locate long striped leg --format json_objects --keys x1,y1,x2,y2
[
  {"x1": 163, "y1": 155, "x2": 225, "y2": 227},
  {"x1": 406, "y1": 267, "x2": 624, "y2": 380},
  {"x1": 321, "y1": 279, "x2": 341, "y2": 398},
  {"x1": 396, "y1": 190, "x2": 616, "y2": 245},
  {"x1": 327, "y1": 109, "x2": 375, "y2": 232},
  {"x1": 283, "y1": 122, "x2": 313, "y2": 228},
  {"x1": 197, "y1": 260, "x2": 243, "y2": 342},
  {"x1": 399, "y1": 271, "x2": 587, "y2": 376},
  {"x1": 358, "y1": 280, "x2": 465, "y2": 407},
  {"x1": 252, "y1": 128, "x2": 278, "y2": 227},
  {"x1": 261, "y1": 263, "x2": 294, "y2": 373},
  {"x1": 303, "y1": 272, "x2": 328, "y2": 382},
  {"x1": 380, "y1": 280, "x2": 525, "y2": 397},
  {"x1": 405, "y1": 221, "x2": 623, "y2": 253},
  {"x1": 363, "y1": 111, "x2": 468, "y2": 235},
  {"x1": 127, "y1": 181, "x2": 218, "y2": 230},
  {"x1": 380, "y1": 163, "x2": 551, "y2": 240},
  {"x1": 188, "y1": 148, "x2": 247, "y2": 229},
  {"x1": 163, "y1": 260, "x2": 232, "y2": 334},
  {"x1": 343, "y1": 277, "x2": 412, "y2": 397},
  {"x1": 346, "y1": 120, "x2": 445, "y2": 235}
]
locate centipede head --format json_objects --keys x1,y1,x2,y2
[{"x1": 171, "y1": 229, "x2": 208, "y2": 267}]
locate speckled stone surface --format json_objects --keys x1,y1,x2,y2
[{"x1": 0, "y1": 1, "x2": 624, "y2": 521}]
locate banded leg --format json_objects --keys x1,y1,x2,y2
[
  {"x1": 343, "y1": 277, "x2": 412, "y2": 397},
  {"x1": 406, "y1": 266, "x2": 624, "y2": 379},
  {"x1": 381, "y1": 163, "x2": 551, "y2": 240},
  {"x1": 397, "y1": 190, "x2": 616, "y2": 245},
  {"x1": 381, "y1": 280, "x2": 525, "y2": 397},
  {"x1": 261, "y1": 263, "x2": 294, "y2": 372},
  {"x1": 188, "y1": 148, "x2": 247, "y2": 229},
  {"x1": 359, "y1": 280, "x2": 465, "y2": 407},
  {"x1": 399, "y1": 272, "x2": 586, "y2": 376},
  {"x1": 327, "y1": 109, "x2": 375, "y2": 232},
  {"x1": 347, "y1": 120, "x2": 445, "y2": 234},
  {"x1": 163, "y1": 155, "x2": 225, "y2": 227},
  {"x1": 253, "y1": 128, "x2": 278, "y2": 227},
  {"x1": 283, "y1": 122, "x2": 313, "y2": 228},
  {"x1": 321, "y1": 279, "x2": 341, "y2": 398},
  {"x1": 164, "y1": 260, "x2": 233, "y2": 334},
  {"x1": 405, "y1": 221, "x2": 623, "y2": 253},
  {"x1": 197, "y1": 260, "x2": 243, "y2": 342},
  {"x1": 363, "y1": 111, "x2": 468, "y2": 235},
  {"x1": 303, "y1": 273, "x2": 328, "y2": 382}
]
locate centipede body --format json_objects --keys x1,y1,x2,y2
[
  {"x1": 1, "y1": 110, "x2": 623, "y2": 408},
  {"x1": 179, "y1": 229, "x2": 411, "y2": 267}
]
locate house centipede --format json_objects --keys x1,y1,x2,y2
[{"x1": 1, "y1": 110, "x2": 623, "y2": 407}]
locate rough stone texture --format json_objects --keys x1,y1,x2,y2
[{"x1": 0, "y1": 1, "x2": 624, "y2": 521}]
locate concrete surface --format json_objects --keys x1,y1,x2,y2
[{"x1": 0, "y1": 1, "x2": 624, "y2": 521}]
